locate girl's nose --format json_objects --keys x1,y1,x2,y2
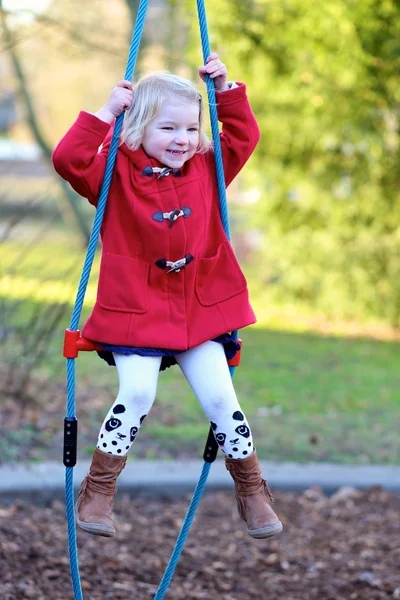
[{"x1": 174, "y1": 130, "x2": 188, "y2": 144}]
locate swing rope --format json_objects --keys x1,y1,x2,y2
[
  {"x1": 65, "y1": 3, "x2": 149, "y2": 599},
  {"x1": 154, "y1": 461, "x2": 212, "y2": 599},
  {"x1": 152, "y1": 4, "x2": 238, "y2": 594},
  {"x1": 196, "y1": 0, "x2": 238, "y2": 359},
  {"x1": 64, "y1": 0, "x2": 237, "y2": 598}
]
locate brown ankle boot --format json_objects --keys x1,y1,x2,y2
[
  {"x1": 76, "y1": 448, "x2": 127, "y2": 537},
  {"x1": 225, "y1": 450, "x2": 283, "y2": 539}
]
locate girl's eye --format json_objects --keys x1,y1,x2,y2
[
  {"x1": 161, "y1": 127, "x2": 173, "y2": 130},
  {"x1": 188, "y1": 128, "x2": 199, "y2": 132}
]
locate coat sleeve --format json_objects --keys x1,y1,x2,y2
[
  {"x1": 52, "y1": 111, "x2": 114, "y2": 207},
  {"x1": 207, "y1": 83, "x2": 260, "y2": 188}
]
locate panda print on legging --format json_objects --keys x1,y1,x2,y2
[
  {"x1": 97, "y1": 403, "x2": 147, "y2": 455},
  {"x1": 211, "y1": 410, "x2": 254, "y2": 459}
]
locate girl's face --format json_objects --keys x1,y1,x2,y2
[{"x1": 141, "y1": 96, "x2": 200, "y2": 168}]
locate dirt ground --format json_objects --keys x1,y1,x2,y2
[{"x1": 1, "y1": 486, "x2": 399, "y2": 600}]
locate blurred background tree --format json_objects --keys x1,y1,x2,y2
[{"x1": 189, "y1": 0, "x2": 400, "y2": 325}]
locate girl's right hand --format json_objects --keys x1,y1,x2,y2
[{"x1": 95, "y1": 80, "x2": 134, "y2": 123}]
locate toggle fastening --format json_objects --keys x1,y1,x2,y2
[
  {"x1": 152, "y1": 206, "x2": 192, "y2": 227},
  {"x1": 155, "y1": 254, "x2": 194, "y2": 273},
  {"x1": 142, "y1": 166, "x2": 181, "y2": 179}
]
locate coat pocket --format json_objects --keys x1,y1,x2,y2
[
  {"x1": 97, "y1": 252, "x2": 149, "y2": 313},
  {"x1": 195, "y1": 242, "x2": 247, "y2": 307}
]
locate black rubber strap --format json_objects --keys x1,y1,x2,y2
[
  {"x1": 63, "y1": 417, "x2": 78, "y2": 467},
  {"x1": 203, "y1": 425, "x2": 219, "y2": 463}
]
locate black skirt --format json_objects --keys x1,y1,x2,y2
[{"x1": 97, "y1": 333, "x2": 240, "y2": 372}]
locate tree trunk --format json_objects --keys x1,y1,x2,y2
[{"x1": 0, "y1": 2, "x2": 91, "y2": 246}]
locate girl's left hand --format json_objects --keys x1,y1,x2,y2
[{"x1": 199, "y1": 53, "x2": 229, "y2": 92}]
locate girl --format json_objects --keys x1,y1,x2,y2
[{"x1": 53, "y1": 53, "x2": 282, "y2": 540}]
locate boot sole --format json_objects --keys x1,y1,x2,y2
[
  {"x1": 75, "y1": 503, "x2": 116, "y2": 538},
  {"x1": 248, "y1": 521, "x2": 283, "y2": 539}
]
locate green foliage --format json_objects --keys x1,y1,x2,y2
[{"x1": 185, "y1": 0, "x2": 400, "y2": 325}]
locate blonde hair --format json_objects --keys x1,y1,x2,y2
[{"x1": 121, "y1": 71, "x2": 210, "y2": 154}]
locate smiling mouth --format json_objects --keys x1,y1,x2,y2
[{"x1": 167, "y1": 150, "x2": 186, "y2": 155}]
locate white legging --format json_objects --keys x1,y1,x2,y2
[{"x1": 96, "y1": 340, "x2": 254, "y2": 460}]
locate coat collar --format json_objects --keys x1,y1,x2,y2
[{"x1": 118, "y1": 142, "x2": 186, "y2": 175}]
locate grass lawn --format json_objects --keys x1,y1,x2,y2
[
  {"x1": 2, "y1": 238, "x2": 400, "y2": 464},
  {"x1": 137, "y1": 326, "x2": 400, "y2": 464}
]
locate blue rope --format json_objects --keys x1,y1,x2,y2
[
  {"x1": 68, "y1": 0, "x2": 148, "y2": 334},
  {"x1": 152, "y1": 1, "x2": 237, "y2": 597},
  {"x1": 65, "y1": 2, "x2": 149, "y2": 599},
  {"x1": 196, "y1": 0, "x2": 238, "y2": 342},
  {"x1": 65, "y1": 462, "x2": 82, "y2": 600},
  {"x1": 153, "y1": 462, "x2": 211, "y2": 599},
  {"x1": 65, "y1": 359, "x2": 83, "y2": 600},
  {"x1": 196, "y1": 0, "x2": 231, "y2": 242}
]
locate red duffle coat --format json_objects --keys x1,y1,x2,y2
[{"x1": 52, "y1": 83, "x2": 259, "y2": 350}]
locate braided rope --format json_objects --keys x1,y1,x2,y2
[
  {"x1": 196, "y1": 0, "x2": 231, "y2": 241},
  {"x1": 153, "y1": 462, "x2": 211, "y2": 599},
  {"x1": 65, "y1": 3, "x2": 149, "y2": 599},
  {"x1": 68, "y1": 0, "x2": 148, "y2": 335},
  {"x1": 152, "y1": 1, "x2": 237, "y2": 597},
  {"x1": 196, "y1": 0, "x2": 238, "y2": 344}
]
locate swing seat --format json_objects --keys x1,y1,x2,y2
[
  {"x1": 227, "y1": 338, "x2": 242, "y2": 367},
  {"x1": 63, "y1": 329, "x2": 103, "y2": 358},
  {"x1": 64, "y1": 328, "x2": 242, "y2": 366}
]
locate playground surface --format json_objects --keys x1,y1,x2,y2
[{"x1": 1, "y1": 485, "x2": 399, "y2": 600}]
